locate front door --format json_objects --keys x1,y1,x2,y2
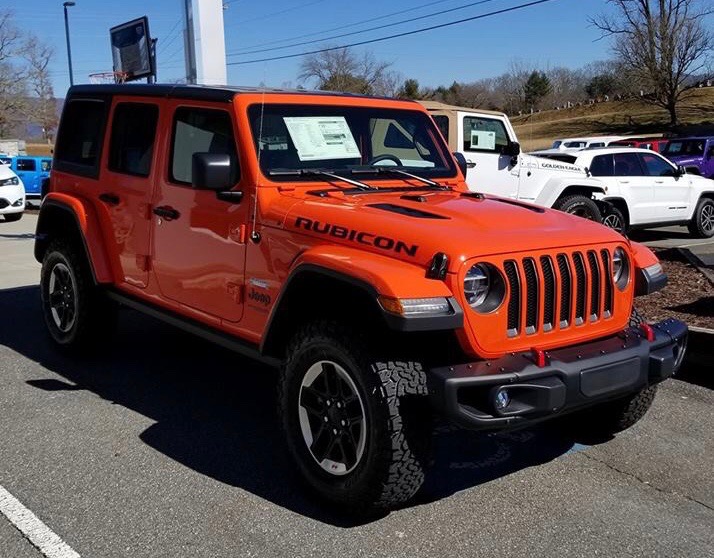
[
  {"x1": 151, "y1": 102, "x2": 248, "y2": 323},
  {"x1": 639, "y1": 152, "x2": 690, "y2": 222},
  {"x1": 612, "y1": 152, "x2": 656, "y2": 224},
  {"x1": 458, "y1": 113, "x2": 518, "y2": 198}
]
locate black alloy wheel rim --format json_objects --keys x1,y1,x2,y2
[
  {"x1": 48, "y1": 262, "x2": 77, "y2": 333},
  {"x1": 701, "y1": 203, "x2": 714, "y2": 234},
  {"x1": 298, "y1": 360, "x2": 367, "y2": 476}
]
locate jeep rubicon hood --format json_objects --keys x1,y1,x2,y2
[{"x1": 278, "y1": 189, "x2": 624, "y2": 272}]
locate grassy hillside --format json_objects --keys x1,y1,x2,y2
[{"x1": 512, "y1": 87, "x2": 714, "y2": 151}]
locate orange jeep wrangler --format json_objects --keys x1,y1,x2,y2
[{"x1": 36, "y1": 85, "x2": 687, "y2": 513}]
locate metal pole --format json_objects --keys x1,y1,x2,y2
[{"x1": 63, "y1": 2, "x2": 75, "y2": 87}]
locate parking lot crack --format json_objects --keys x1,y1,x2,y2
[{"x1": 578, "y1": 451, "x2": 714, "y2": 512}]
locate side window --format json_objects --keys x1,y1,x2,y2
[
  {"x1": 640, "y1": 153, "x2": 676, "y2": 177},
  {"x1": 16, "y1": 159, "x2": 36, "y2": 171},
  {"x1": 462, "y1": 116, "x2": 508, "y2": 153},
  {"x1": 384, "y1": 122, "x2": 415, "y2": 149},
  {"x1": 171, "y1": 107, "x2": 239, "y2": 185},
  {"x1": 589, "y1": 154, "x2": 614, "y2": 176},
  {"x1": 41, "y1": 159, "x2": 52, "y2": 172},
  {"x1": 108, "y1": 103, "x2": 159, "y2": 177},
  {"x1": 432, "y1": 115, "x2": 449, "y2": 143},
  {"x1": 613, "y1": 153, "x2": 645, "y2": 176},
  {"x1": 54, "y1": 98, "x2": 108, "y2": 177}
]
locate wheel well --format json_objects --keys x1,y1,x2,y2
[
  {"x1": 602, "y1": 197, "x2": 630, "y2": 224},
  {"x1": 556, "y1": 186, "x2": 603, "y2": 202},
  {"x1": 34, "y1": 204, "x2": 89, "y2": 274},
  {"x1": 699, "y1": 192, "x2": 714, "y2": 203},
  {"x1": 261, "y1": 271, "x2": 389, "y2": 359}
]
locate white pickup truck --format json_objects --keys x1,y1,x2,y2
[{"x1": 421, "y1": 101, "x2": 608, "y2": 221}]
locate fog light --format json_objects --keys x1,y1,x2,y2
[
  {"x1": 494, "y1": 389, "x2": 510, "y2": 411},
  {"x1": 12, "y1": 199, "x2": 23, "y2": 207}
]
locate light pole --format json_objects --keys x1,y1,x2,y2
[{"x1": 63, "y1": 2, "x2": 75, "y2": 86}]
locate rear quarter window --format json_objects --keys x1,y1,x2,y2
[{"x1": 54, "y1": 98, "x2": 109, "y2": 178}]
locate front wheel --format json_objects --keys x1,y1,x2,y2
[
  {"x1": 278, "y1": 321, "x2": 430, "y2": 513},
  {"x1": 602, "y1": 205, "x2": 627, "y2": 234},
  {"x1": 553, "y1": 195, "x2": 602, "y2": 222},
  {"x1": 687, "y1": 197, "x2": 714, "y2": 238}
]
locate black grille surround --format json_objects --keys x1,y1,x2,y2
[{"x1": 494, "y1": 248, "x2": 619, "y2": 341}]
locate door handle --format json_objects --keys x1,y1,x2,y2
[
  {"x1": 466, "y1": 160, "x2": 476, "y2": 169},
  {"x1": 619, "y1": 180, "x2": 630, "y2": 184},
  {"x1": 153, "y1": 206, "x2": 180, "y2": 221},
  {"x1": 99, "y1": 192, "x2": 120, "y2": 206}
]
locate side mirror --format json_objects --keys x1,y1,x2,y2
[
  {"x1": 502, "y1": 141, "x2": 521, "y2": 157},
  {"x1": 676, "y1": 165, "x2": 687, "y2": 176},
  {"x1": 192, "y1": 153, "x2": 235, "y2": 191},
  {"x1": 453, "y1": 152, "x2": 468, "y2": 177}
]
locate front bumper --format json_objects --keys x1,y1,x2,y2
[{"x1": 428, "y1": 318, "x2": 687, "y2": 430}]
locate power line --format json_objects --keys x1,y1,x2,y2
[
  {"x1": 226, "y1": 0, "x2": 455, "y2": 54},
  {"x1": 227, "y1": 0, "x2": 558, "y2": 66},
  {"x1": 157, "y1": 16, "x2": 183, "y2": 55},
  {"x1": 227, "y1": 0, "x2": 501, "y2": 57},
  {"x1": 234, "y1": 0, "x2": 328, "y2": 26}
]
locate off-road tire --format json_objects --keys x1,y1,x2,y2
[
  {"x1": 629, "y1": 307, "x2": 646, "y2": 327},
  {"x1": 278, "y1": 320, "x2": 431, "y2": 514},
  {"x1": 3, "y1": 212, "x2": 22, "y2": 222},
  {"x1": 602, "y1": 205, "x2": 627, "y2": 235},
  {"x1": 687, "y1": 197, "x2": 714, "y2": 238},
  {"x1": 553, "y1": 195, "x2": 602, "y2": 222},
  {"x1": 40, "y1": 238, "x2": 116, "y2": 352}
]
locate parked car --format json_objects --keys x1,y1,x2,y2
[
  {"x1": 36, "y1": 84, "x2": 687, "y2": 513},
  {"x1": 0, "y1": 154, "x2": 12, "y2": 165},
  {"x1": 422, "y1": 101, "x2": 608, "y2": 221},
  {"x1": 536, "y1": 147, "x2": 714, "y2": 237},
  {"x1": 661, "y1": 137, "x2": 714, "y2": 179},
  {"x1": 9, "y1": 156, "x2": 52, "y2": 201},
  {"x1": 0, "y1": 163, "x2": 25, "y2": 222},
  {"x1": 549, "y1": 136, "x2": 627, "y2": 151},
  {"x1": 609, "y1": 137, "x2": 669, "y2": 153}
]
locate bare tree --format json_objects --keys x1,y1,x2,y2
[
  {"x1": 23, "y1": 35, "x2": 57, "y2": 142},
  {"x1": 0, "y1": 10, "x2": 28, "y2": 136},
  {"x1": 591, "y1": 0, "x2": 713, "y2": 125},
  {"x1": 298, "y1": 47, "x2": 397, "y2": 96}
]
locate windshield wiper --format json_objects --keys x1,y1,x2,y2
[
  {"x1": 269, "y1": 168, "x2": 374, "y2": 190},
  {"x1": 351, "y1": 166, "x2": 447, "y2": 189}
]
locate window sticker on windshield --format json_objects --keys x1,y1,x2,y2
[
  {"x1": 260, "y1": 135, "x2": 288, "y2": 151},
  {"x1": 283, "y1": 116, "x2": 360, "y2": 161},
  {"x1": 470, "y1": 130, "x2": 496, "y2": 150}
]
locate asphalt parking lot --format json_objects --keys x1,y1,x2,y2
[{"x1": 1, "y1": 214, "x2": 713, "y2": 558}]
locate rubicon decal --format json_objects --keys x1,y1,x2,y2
[{"x1": 294, "y1": 217, "x2": 418, "y2": 256}]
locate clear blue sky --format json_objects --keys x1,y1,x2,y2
[{"x1": 7, "y1": 0, "x2": 622, "y2": 96}]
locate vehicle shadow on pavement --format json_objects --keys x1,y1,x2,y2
[{"x1": 1, "y1": 285, "x2": 597, "y2": 526}]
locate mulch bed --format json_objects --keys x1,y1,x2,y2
[{"x1": 635, "y1": 248, "x2": 714, "y2": 329}]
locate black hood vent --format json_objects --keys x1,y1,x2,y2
[{"x1": 367, "y1": 203, "x2": 449, "y2": 219}]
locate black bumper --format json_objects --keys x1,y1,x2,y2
[{"x1": 428, "y1": 318, "x2": 688, "y2": 431}]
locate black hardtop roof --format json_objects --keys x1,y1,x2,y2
[{"x1": 66, "y1": 83, "x2": 409, "y2": 104}]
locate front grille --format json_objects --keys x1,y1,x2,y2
[
  {"x1": 0, "y1": 199, "x2": 9, "y2": 209},
  {"x1": 504, "y1": 249, "x2": 616, "y2": 339}
]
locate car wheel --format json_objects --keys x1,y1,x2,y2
[
  {"x1": 278, "y1": 320, "x2": 431, "y2": 514},
  {"x1": 601, "y1": 205, "x2": 627, "y2": 234},
  {"x1": 687, "y1": 197, "x2": 714, "y2": 238},
  {"x1": 553, "y1": 195, "x2": 602, "y2": 222},
  {"x1": 3, "y1": 212, "x2": 22, "y2": 222},
  {"x1": 40, "y1": 239, "x2": 117, "y2": 352}
]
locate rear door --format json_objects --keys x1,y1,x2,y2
[
  {"x1": 639, "y1": 152, "x2": 690, "y2": 222},
  {"x1": 151, "y1": 101, "x2": 248, "y2": 323}
]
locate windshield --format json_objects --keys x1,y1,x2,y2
[
  {"x1": 663, "y1": 139, "x2": 706, "y2": 157},
  {"x1": 248, "y1": 104, "x2": 456, "y2": 181}
]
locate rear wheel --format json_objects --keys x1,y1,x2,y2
[
  {"x1": 3, "y1": 212, "x2": 22, "y2": 222},
  {"x1": 553, "y1": 195, "x2": 602, "y2": 222},
  {"x1": 602, "y1": 205, "x2": 627, "y2": 235},
  {"x1": 278, "y1": 321, "x2": 431, "y2": 513},
  {"x1": 40, "y1": 239, "x2": 116, "y2": 352},
  {"x1": 687, "y1": 197, "x2": 714, "y2": 238}
]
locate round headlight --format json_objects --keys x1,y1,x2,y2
[
  {"x1": 612, "y1": 247, "x2": 629, "y2": 289},
  {"x1": 464, "y1": 264, "x2": 490, "y2": 307}
]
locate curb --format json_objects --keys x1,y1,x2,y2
[{"x1": 677, "y1": 247, "x2": 714, "y2": 286}]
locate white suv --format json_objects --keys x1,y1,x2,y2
[
  {"x1": 0, "y1": 164, "x2": 25, "y2": 222},
  {"x1": 538, "y1": 147, "x2": 714, "y2": 237}
]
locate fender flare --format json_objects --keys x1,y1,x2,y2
[
  {"x1": 534, "y1": 178, "x2": 607, "y2": 208},
  {"x1": 34, "y1": 193, "x2": 114, "y2": 283},
  {"x1": 260, "y1": 246, "x2": 462, "y2": 355}
]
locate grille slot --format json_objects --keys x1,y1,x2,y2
[
  {"x1": 523, "y1": 258, "x2": 539, "y2": 334},
  {"x1": 540, "y1": 256, "x2": 556, "y2": 331},
  {"x1": 601, "y1": 249, "x2": 613, "y2": 317},
  {"x1": 557, "y1": 254, "x2": 572, "y2": 327},
  {"x1": 573, "y1": 252, "x2": 587, "y2": 325},
  {"x1": 587, "y1": 251, "x2": 601, "y2": 321},
  {"x1": 504, "y1": 260, "x2": 520, "y2": 337}
]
